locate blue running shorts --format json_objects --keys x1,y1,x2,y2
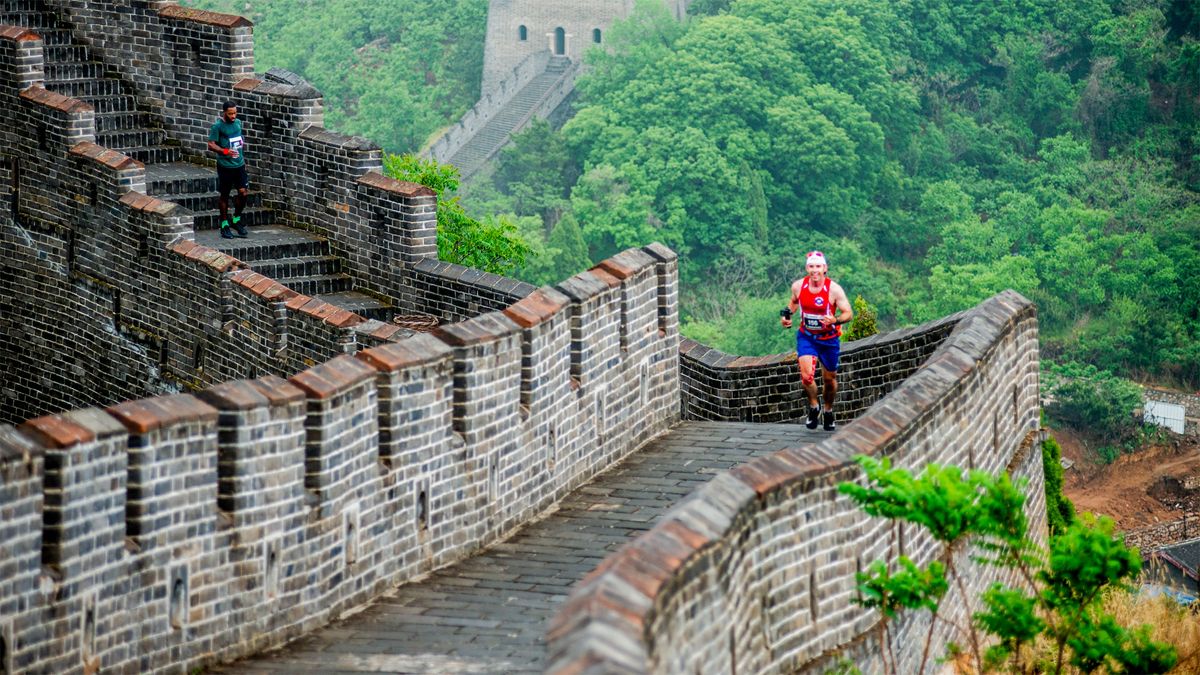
[{"x1": 796, "y1": 330, "x2": 840, "y2": 372}]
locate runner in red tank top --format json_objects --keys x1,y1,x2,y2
[{"x1": 780, "y1": 251, "x2": 853, "y2": 430}]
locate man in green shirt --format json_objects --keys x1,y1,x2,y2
[{"x1": 207, "y1": 101, "x2": 249, "y2": 239}]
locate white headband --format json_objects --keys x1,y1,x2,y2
[{"x1": 806, "y1": 252, "x2": 827, "y2": 266}]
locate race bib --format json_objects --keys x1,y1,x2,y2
[
  {"x1": 802, "y1": 312, "x2": 830, "y2": 332},
  {"x1": 228, "y1": 135, "x2": 243, "y2": 156}
]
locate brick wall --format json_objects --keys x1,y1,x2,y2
[
  {"x1": 547, "y1": 291, "x2": 1045, "y2": 675},
  {"x1": 680, "y1": 314, "x2": 959, "y2": 423},
  {"x1": 0, "y1": 238, "x2": 681, "y2": 673},
  {"x1": 44, "y1": 1, "x2": 255, "y2": 157}
]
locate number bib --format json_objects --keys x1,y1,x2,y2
[{"x1": 802, "y1": 312, "x2": 830, "y2": 332}]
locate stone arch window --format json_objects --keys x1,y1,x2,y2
[
  {"x1": 554, "y1": 26, "x2": 566, "y2": 55},
  {"x1": 593, "y1": 28, "x2": 602, "y2": 44},
  {"x1": 518, "y1": 24, "x2": 527, "y2": 41}
]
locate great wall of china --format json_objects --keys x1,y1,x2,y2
[{"x1": 0, "y1": 2, "x2": 1045, "y2": 673}]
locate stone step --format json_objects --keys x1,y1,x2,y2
[
  {"x1": 36, "y1": 29, "x2": 78, "y2": 46},
  {"x1": 145, "y1": 162, "x2": 218, "y2": 195},
  {"x1": 44, "y1": 44, "x2": 90, "y2": 63},
  {"x1": 163, "y1": 191, "x2": 264, "y2": 211},
  {"x1": 44, "y1": 60, "x2": 106, "y2": 81},
  {"x1": 190, "y1": 206, "x2": 274, "y2": 231},
  {"x1": 97, "y1": 127, "x2": 167, "y2": 150},
  {"x1": 273, "y1": 273, "x2": 354, "y2": 296},
  {"x1": 45, "y1": 77, "x2": 129, "y2": 97},
  {"x1": 95, "y1": 111, "x2": 159, "y2": 133},
  {"x1": 251, "y1": 255, "x2": 344, "y2": 279},
  {"x1": 0, "y1": 10, "x2": 56, "y2": 27},
  {"x1": 121, "y1": 145, "x2": 182, "y2": 165},
  {"x1": 191, "y1": 224, "x2": 332, "y2": 261},
  {"x1": 0, "y1": 0, "x2": 51, "y2": 11},
  {"x1": 75, "y1": 94, "x2": 139, "y2": 114},
  {"x1": 314, "y1": 290, "x2": 393, "y2": 321}
]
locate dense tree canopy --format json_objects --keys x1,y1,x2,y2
[
  {"x1": 188, "y1": 0, "x2": 1200, "y2": 388},
  {"x1": 182, "y1": 0, "x2": 487, "y2": 152}
]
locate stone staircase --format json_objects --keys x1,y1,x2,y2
[
  {"x1": 2, "y1": 0, "x2": 396, "y2": 322},
  {"x1": 145, "y1": 163, "x2": 394, "y2": 320},
  {"x1": 447, "y1": 55, "x2": 571, "y2": 178},
  {"x1": 3, "y1": 2, "x2": 184, "y2": 164}
]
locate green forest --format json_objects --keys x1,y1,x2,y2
[{"x1": 183, "y1": 0, "x2": 1200, "y2": 389}]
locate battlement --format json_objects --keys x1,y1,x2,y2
[
  {"x1": 0, "y1": 245, "x2": 679, "y2": 672},
  {"x1": 0, "y1": 3, "x2": 1048, "y2": 673},
  {"x1": 548, "y1": 292, "x2": 1044, "y2": 674}
]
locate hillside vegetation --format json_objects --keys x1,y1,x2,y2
[
  {"x1": 185, "y1": 0, "x2": 1199, "y2": 389},
  {"x1": 181, "y1": 0, "x2": 487, "y2": 151}
]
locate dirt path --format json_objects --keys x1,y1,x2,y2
[{"x1": 1058, "y1": 428, "x2": 1200, "y2": 530}]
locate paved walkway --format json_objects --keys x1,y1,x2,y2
[{"x1": 216, "y1": 421, "x2": 830, "y2": 673}]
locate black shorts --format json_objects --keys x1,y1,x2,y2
[{"x1": 217, "y1": 164, "x2": 249, "y2": 194}]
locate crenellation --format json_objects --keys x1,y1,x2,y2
[
  {"x1": 548, "y1": 292, "x2": 1045, "y2": 675},
  {"x1": 0, "y1": 4, "x2": 1047, "y2": 673}
]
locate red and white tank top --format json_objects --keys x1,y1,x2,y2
[{"x1": 795, "y1": 277, "x2": 840, "y2": 341}]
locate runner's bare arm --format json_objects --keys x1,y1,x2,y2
[
  {"x1": 782, "y1": 280, "x2": 803, "y2": 327},
  {"x1": 831, "y1": 282, "x2": 853, "y2": 325}
]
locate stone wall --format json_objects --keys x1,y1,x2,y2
[
  {"x1": 0, "y1": 239, "x2": 680, "y2": 673},
  {"x1": 1125, "y1": 515, "x2": 1200, "y2": 551},
  {"x1": 427, "y1": 49, "x2": 550, "y2": 162},
  {"x1": 679, "y1": 315, "x2": 959, "y2": 423},
  {"x1": 480, "y1": 0, "x2": 687, "y2": 95},
  {"x1": 44, "y1": 1, "x2": 255, "y2": 159},
  {"x1": 0, "y1": 15, "x2": 448, "y2": 424},
  {"x1": 547, "y1": 291, "x2": 1045, "y2": 674},
  {"x1": 1144, "y1": 387, "x2": 1200, "y2": 436}
]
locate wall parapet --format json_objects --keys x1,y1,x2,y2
[
  {"x1": 426, "y1": 49, "x2": 552, "y2": 163},
  {"x1": 546, "y1": 291, "x2": 1044, "y2": 675},
  {"x1": 0, "y1": 237, "x2": 681, "y2": 672},
  {"x1": 680, "y1": 313, "x2": 960, "y2": 423}
]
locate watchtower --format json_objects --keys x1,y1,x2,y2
[{"x1": 480, "y1": 0, "x2": 687, "y2": 95}]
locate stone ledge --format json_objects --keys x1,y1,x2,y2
[
  {"x1": 502, "y1": 287, "x2": 569, "y2": 328},
  {"x1": 107, "y1": 394, "x2": 218, "y2": 435},
  {"x1": 357, "y1": 333, "x2": 453, "y2": 372},
  {"x1": 289, "y1": 354, "x2": 376, "y2": 400},
  {"x1": 119, "y1": 191, "x2": 176, "y2": 216},
  {"x1": 72, "y1": 142, "x2": 143, "y2": 172},
  {"x1": 593, "y1": 248, "x2": 656, "y2": 281},
  {"x1": 18, "y1": 414, "x2": 95, "y2": 448},
  {"x1": 0, "y1": 25, "x2": 41, "y2": 42},
  {"x1": 356, "y1": 170, "x2": 434, "y2": 198},
  {"x1": 555, "y1": 271, "x2": 611, "y2": 303},
  {"x1": 197, "y1": 377, "x2": 313, "y2": 410},
  {"x1": 169, "y1": 239, "x2": 244, "y2": 273},
  {"x1": 233, "y1": 77, "x2": 321, "y2": 99},
  {"x1": 431, "y1": 312, "x2": 519, "y2": 347},
  {"x1": 159, "y1": 5, "x2": 253, "y2": 29},
  {"x1": 247, "y1": 375, "x2": 306, "y2": 406},
  {"x1": 20, "y1": 85, "x2": 92, "y2": 114}
]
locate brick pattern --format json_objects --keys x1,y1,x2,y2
[
  {"x1": 42, "y1": 0, "x2": 255, "y2": 156},
  {"x1": 547, "y1": 291, "x2": 1046, "y2": 675},
  {"x1": 681, "y1": 315, "x2": 959, "y2": 423},
  {"x1": 406, "y1": 257, "x2": 539, "y2": 323},
  {"x1": 0, "y1": 239, "x2": 681, "y2": 673},
  {"x1": 231, "y1": 78, "x2": 437, "y2": 307},
  {"x1": 0, "y1": 426, "x2": 42, "y2": 675}
]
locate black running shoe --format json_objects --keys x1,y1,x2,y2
[
  {"x1": 220, "y1": 223, "x2": 234, "y2": 239},
  {"x1": 823, "y1": 411, "x2": 836, "y2": 432},
  {"x1": 233, "y1": 215, "x2": 248, "y2": 237},
  {"x1": 806, "y1": 406, "x2": 819, "y2": 429}
]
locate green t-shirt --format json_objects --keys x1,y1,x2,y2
[{"x1": 209, "y1": 118, "x2": 245, "y2": 169}]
